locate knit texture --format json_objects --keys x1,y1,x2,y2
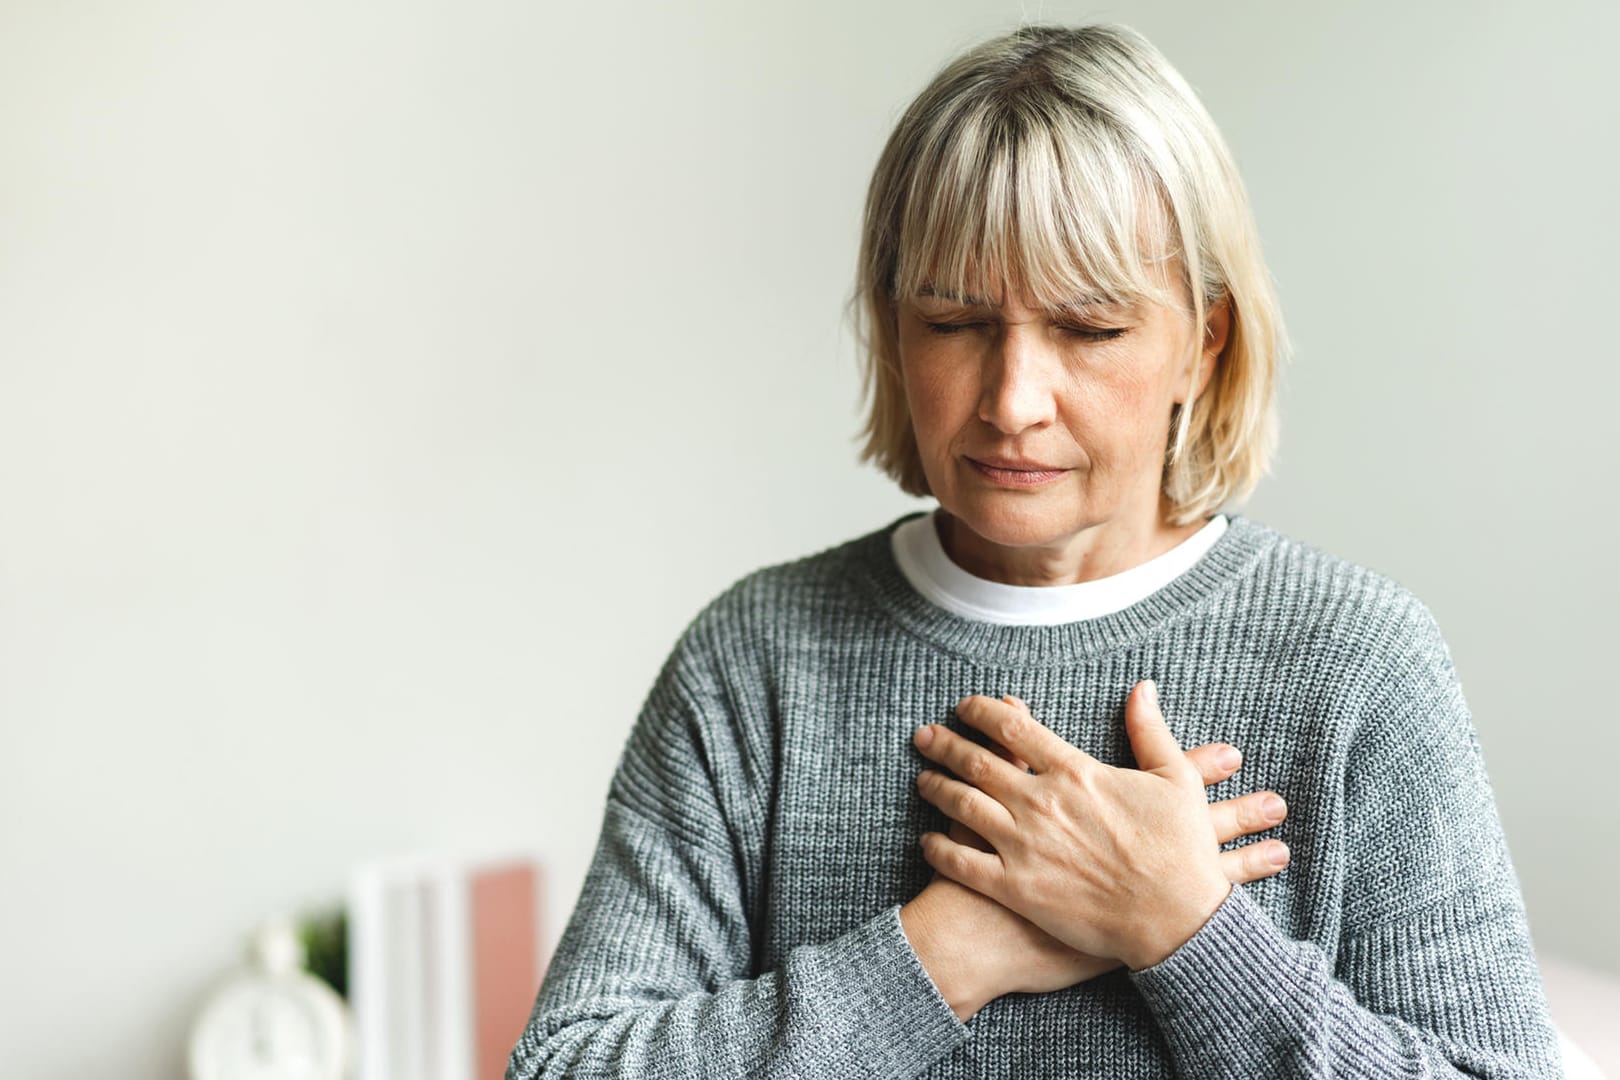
[{"x1": 507, "y1": 511, "x2": 1563, "y2": 1079}]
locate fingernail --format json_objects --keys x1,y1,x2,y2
[
  {"x1": 1263, "y1": 794, "x2": 1286, "y2": 821},
  {"x1": 1268, "y1": 843, "x2": 1290, "y2": 867},
  {"x1": 914, "y1": 725, "x2": 934, "y2": 749},
  {"x1": 1143, "y1": 680, "x2": 1158, "y2": 707},
  {"x1": 1218, "y1": 746, "x2": 1242, "y2": 771}
]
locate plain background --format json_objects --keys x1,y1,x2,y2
[{"x1": 3, "y1": 1, "x2": 1616, "y2": 1076}]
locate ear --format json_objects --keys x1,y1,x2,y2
[{"x1": 1176, "y1": 294, "x2": 1231, "y2": 405}]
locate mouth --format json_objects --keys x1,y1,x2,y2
[{"x1": 964, "y1": 456, "x2": 1070, "y2": 488}]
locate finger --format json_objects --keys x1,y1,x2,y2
[
  {"x1": 1208, "y1": 790, "x2": 1288, "y2": 845},
  {"x1": 995, "y1": 699, "x2": 1033, "y2": 771},
  {"x1": 916, "y1": 768, "x2": 1016, "y2": 846},
  {"x1": 930, "y1": 822, "x2": 988, "y2": 884},
  {"x1": 919, "y1": 829, "x2": 1007, "y2": 897},
  {"x1": 1184, "y1": 742, "x2": 1243, "y2": 787},
  {"x1": 985, "y1": 702, "x2": 1035, "y2": 772},
  {"x1": 1123, "y1": 680, "x2": 1190, "y2": 779},
  {"x1": 1218, "y1": 839, "x2": 1291, "y2": 883},
  {"x1": 914, "y1": 722, "x2": 1027, "y2": 801},
  {"x1": 988, "y1": 741, "x2": 1033, "y2": 774},
  {"x1": 955, "y1": 694, "x2": 1084, "y2": 775}
]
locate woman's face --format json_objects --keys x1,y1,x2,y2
[{"x1": 894, "y1": 260, "x2": 1228, "y2": 583}]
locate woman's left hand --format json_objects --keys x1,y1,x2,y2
[{"x1": 912, "y1": 681, "x2": 1234, "y2": 972}]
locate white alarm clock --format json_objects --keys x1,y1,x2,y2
[{"x1": 188, "y1": 916, "x2": 354, "y2": 1080}]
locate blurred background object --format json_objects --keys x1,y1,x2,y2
[
  {"x1": 187, "y1": 916, "x2": 353, "y2": 1080},
  {"x1": 348, "y1": 852, "x2": 542, "y2": 1080}
]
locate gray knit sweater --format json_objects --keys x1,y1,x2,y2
[{"x1": 507, "y1": 512, "x2": 1563, "y2": 1078}]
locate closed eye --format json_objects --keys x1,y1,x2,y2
[
  {"x1": 1059, "y1": 324, "x2": 1128, "y2": 342},
  {"x1": 921, "y1": 321, "x2": 1128, "y2": 343}
]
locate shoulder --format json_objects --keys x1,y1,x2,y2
[
  {"x1": 651, "y1": 515, "x2": 910, "y2": 696},
  {"x1": 611, "y1": 519, "x2": 908, "y2": 831},
  {"x1": 1229, "y1": 515, "x2": 1454, "y2": 690},
  {"x1": 675, "y1": 517, "x2": 904, "y2": 652},
  {"x1": 1232, "y1": 519, "x2": 1475, "y2": 805}
]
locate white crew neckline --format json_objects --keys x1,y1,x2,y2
[{"x1": 889, "y1": 510, "x2": 1229, "y2": 626}]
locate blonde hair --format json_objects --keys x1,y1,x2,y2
[{"x1": 849, "y1": 22, "x2": 1287, "y2": 525}]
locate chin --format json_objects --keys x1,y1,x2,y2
[{"x1": 945, "y1": 495, "x2": 1087, "y2": 549}]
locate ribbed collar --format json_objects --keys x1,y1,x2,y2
[
  {"x1": 892, "y1": 510, "x2": 1229, "y2": 626},
  {"x1": 848, "y1": 510, "x2": 1279, "y2": 667}
]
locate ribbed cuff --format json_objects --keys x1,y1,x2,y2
[
  {"x1": 1126, "y1": 884, "x2": 1318, "y2": 1059},
  {"x1": 799, "y1": 903, "x2": 971, "y2": 1074}
]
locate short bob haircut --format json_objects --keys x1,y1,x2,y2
[{"x1": 850, "y1": 23, "x2": 1288, "y2": 526}]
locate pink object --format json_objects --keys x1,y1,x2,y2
[{"x1": 472, "y1": 862, "x2": 543, "y2": 1080}]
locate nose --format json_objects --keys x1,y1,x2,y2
[{"x1": 977, "y1": 324, "x2": 1058, "y2": 434}]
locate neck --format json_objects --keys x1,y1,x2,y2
[{"x1": 935, "y1": 502, "x2": 1212, "y2": 587}]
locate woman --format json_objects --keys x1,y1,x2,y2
[{"x1": 507, "y1": 22, "x2": 1561, "y2": 1079}]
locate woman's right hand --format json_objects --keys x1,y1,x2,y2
[{"x1": 899, "y1": 738, "x2": 1289, "y2": 1021}]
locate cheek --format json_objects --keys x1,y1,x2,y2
[
  {"x1": 1085, "y1": 344, "x2": 1177, "y2": 437},
  {"x1": 1101, "y1": 380, "x2": 1157, "y2": 434},
  {"x1": 1051, "y1": 374, "x2": 1163, "y2": 473},
  {"x1": 901, "y1": 361, "x2": 973, "y2": 449}
]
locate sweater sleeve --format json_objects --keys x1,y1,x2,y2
[
  {"x1": 504, "y1": 630, "x2": 970, "y2": 1080},
  {"x1": 1125, "y1": 596, "x2": 1564, "y2": 1078}
]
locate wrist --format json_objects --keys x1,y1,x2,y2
[
  {"x1": 1124, "y1": 878, "x2": 1233, "y2": 972},
  {"x1": 900, "y1": 885, "x2": 999, "y2": 1022}
]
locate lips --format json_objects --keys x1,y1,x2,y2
[
  {"x1": 965, "y1": 456, "x2": 1070, "y2": 487},
  {"x1": 969, "y1": 455, "x2": 1065, "y2": 471}
]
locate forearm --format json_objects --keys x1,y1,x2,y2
[
  {"x1": 1127, "y1": 885, "x2": 1562, "y2": 1079},
  {"x1": 508, "y1": 800, "x2": 969, "y2": 1080},
  {"x1": 513, "y1": 906, "x2": 965, "y2": 1079}
]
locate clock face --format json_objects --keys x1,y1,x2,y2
[{"x1": 190, "y1": 976, "x2": 347, "y2": 1080}]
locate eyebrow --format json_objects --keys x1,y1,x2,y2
[
  {"x1": 915, "y1": 284, "x2": 990, "y2": 305},
  {"x1": 914, "y1": 284, "x2": 1117, "y2": 310}
]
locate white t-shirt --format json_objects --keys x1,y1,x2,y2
[{"x1": 890, "y1": 509, "x2": 1229, "y2": 626}]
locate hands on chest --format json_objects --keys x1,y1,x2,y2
[{"x1": 898, "y1": 680, "x2": 1291, "y2": 1020}]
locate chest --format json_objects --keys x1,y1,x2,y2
[{"x1": 754, "y1": 648, "x2": 1356, "y2": 971}]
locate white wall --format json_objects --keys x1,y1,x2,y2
[{"x1": 2, "y1": 1, "x2": 1615, "y2": 1076}]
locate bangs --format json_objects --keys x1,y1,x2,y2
[{"x1": 890, "y1": 95, "x2": 1181, "y2": 315}]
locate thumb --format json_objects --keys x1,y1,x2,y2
[{"x1": 1126, "y1": 680, "x2": 1188, "y2": 779}]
